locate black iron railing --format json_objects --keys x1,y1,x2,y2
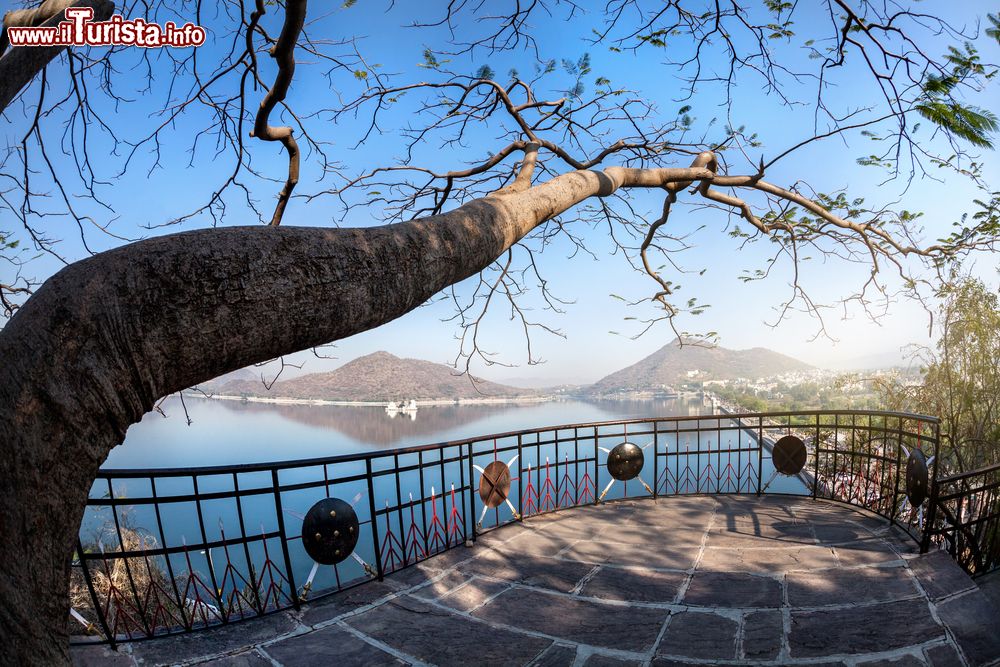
[
  {"x1": 924, "y1": 460, "x2": 1000, "y2": 576},
  {"x1": 70, "y1": 409, "x2": 946, "y2": 646}
]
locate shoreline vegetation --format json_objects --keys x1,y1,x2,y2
[
  {"x1": 182, "y1": 390, "x2": 705, "y2": 408},
  {"x1": 185, "y1": 391, "x2": 559, "y2": 407}
]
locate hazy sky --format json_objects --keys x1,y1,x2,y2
[{"x1": 2, "y1": 1, "x2": 998, "y2": 386}]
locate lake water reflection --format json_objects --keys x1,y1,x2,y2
[{"x1": 107, "y1": 396, "x2": 714, "y2": 468}]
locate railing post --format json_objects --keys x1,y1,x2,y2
[
  {"x1": 106, "y1": 478, "x2": 151, "y2": 637},
  {"x1": 191, "y1": 475, "x2": 224, "y2": 622},
  {"x1": 920, "y1": 421, "x2": 941, "y2": 554},
  {"x1": 152, "y1": 476, "x2": 189, "y2": 626},
  {"x1": 76, "y1": 540, "x2": 117, "y2": 649},
  {"x1": 890, "y1": 417, "x2": 904, "y2": 527},
  {"x1": 573, "y1": 427, "x2": 580, "y2": 504},
  {"x1": 418, "y1": 451, "x2": 429, "y2": 555},
  {"x1": 365, "y1": 458, "x2": 384, "y2": 581},
  {"x1": 652, "y1": 421, "x2": 659, "y2": 500},
  {"x1": 517, "y1": 434, "x2": 524, "y2": 520},
  {"x1": 593, "y1": 426, "x2": 601, "y2": 506},
  {"x1": 271, "y1": 469, "x2": 299, "y2": 609},
  {"x1": 813, "y1": 414, "x2": 820, "y2": 499},
  {"x1": 393, "y1": 452, "x2": 405, "y2": 564},
  {"x1": 467, "y1": 442, "x2": 477, "y2": 542},
  {"x1": 921, "y1": 480, "x2": 939, "y2": 554},
  {"x1": 756, "y1": 416, "x2": 764, "y2": 496}
]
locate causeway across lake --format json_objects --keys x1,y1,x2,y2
[{"x1": 72, "y1": 495, "x2": 1000, "y2": 666}]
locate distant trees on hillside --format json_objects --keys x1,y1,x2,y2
[{"x1": 877, "y1": 277, "x2": 1000, "y2": 471}]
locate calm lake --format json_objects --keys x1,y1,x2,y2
[{"x1": 108, "y1": 395, "x2": 719, "y2": 468}]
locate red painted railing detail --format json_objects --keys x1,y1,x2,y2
[
  {"x1": 699, "y1": 439, "x2": 717, "y2": 493},
  {"x1": 403, "y1": 495, "x2": 428, "y2": 563},
  {"x1": 558, "y1": 454, "x2": 575, "y2": 508},
  {"x1": 446, "y1": 484, "x2": 464, "y2": 547},
  {"x1": 426, "y1": 488, "x2": 447, "y2": 554},
  {"x1": 539, "y1": 458, "x2": 557, "y2": 513},
  {"x1": 578, "y1": 461, "x2": 595, "y2": 504},
  {"x1": 522, "y1": 463, "x2": 539, "y2": 516},
  {"x1": 380, "y1": 500, "x2": 406, "y2": 573}
]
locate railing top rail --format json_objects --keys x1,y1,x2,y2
[
  {"x1": 936, "y1": 460, "x2": 1000, "y2": 485},
  {"x1": 96, "y1": 408, "x2": 939, "y2": 479}
]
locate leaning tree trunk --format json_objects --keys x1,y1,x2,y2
[
  {"x1": 0, "y1": 163, "x2": 712, "y2": 664},
  {"x1": 0, "y1": 1, "x2": 115, "y2": 110}
]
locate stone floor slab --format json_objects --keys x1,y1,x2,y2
[
  {"x1": 457, "y1": 549, "x2": 595, "y2": 592},
  {"x1": 199, "y1": 650, "x2": 275, "y2": 667},
  {"x1": 698, "y1": 544, "x2": 839, "y2": 573},
  {"x1": 581, "y1": 655, "x2": 642, "y2": 666},
  {"x1": 809, "y1": 520, "x2": 878, "y2": 544},
  {"x1": 908, "y1": 550, "x2": 978, "y2": 601},
  {"x1": 409, "y1": 569, "x2": 475, "y2": 601},
  {"x1": 627, "y1": 500, "x2": 716, "y2": 521},
  {"x1": 657, "y1": 610, "x2": 739, "y2": 660},
  {"x1": 608, "y1": 522, "x2": 707, "y2": 545},
  {"x1": 789, "y1": 598, "x2": 943, "y2": 657},
  {"x1": 977, "y1": 570, "x2": 1000, "y2": 610},
  {"x1": 128, "y1": 611, "x2": 298, "y2": 665},
  {"x1": 500, "y1": 528, "x2": 581, "y2": 557},
  {"x1": 473, "y1": 586, "x2": 669, "y2": 652},
  {"x1": 855, "y1": 655, "x2": 925, "y2": 667},
  {"x1": 742, "y1": 609, "x2": 782, "y2": 661},
  {"x1": 300, "y1": 579, "x2": 401, "y2": 626},
  {"x1": 70, "y1": 645, "x2": 135, "y2": 667},
  {"x1": 786, "y1": 564, "x2": 918, "y2": 606},
  {"x1": 265, "y1": 624, "x2": 404, "y2": 666},
  {"x1": 578, "y1": 566, "x2": 686, "y2": 603},
  {"x1": 681, "y1": 571, "x2": 782, "y2": 608},
  {"x1": 714, "y1": 497, "x2": 803, "y2": 520},
  {"x1": 527, "y1": 643, "x2": 577, "y2": 666},
  {"x1": 935, "y1": 589, "x2": 1000, "y2": 666},
  {"x1": 705, "y1": 521, "x2": 816, "y2": 547},
  {"x1": 832, "y1": 536, "x2": 905, "y2": 567},
  {"x1": 924, "y1": 643, "x2": 965, "y2": 667},
  {"x1": 560, "y1": 538, "x2": 700, "y2": 570},
  {"x1": 437, "y1": 576, "x2": 512, "y2": 612},
  {"x1": 347, "y1": 595, "x2": 552, "y2": 666}
]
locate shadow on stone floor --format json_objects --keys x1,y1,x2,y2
[{"x1": 71, "y1": 496, "x2": 1000, "y2": 667}]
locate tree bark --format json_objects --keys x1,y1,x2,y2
[
  {"x1": 0, "y1": 162, "x2": 711, "y2": 663},
  {"x1": 0, "y1": 0, "x2": 114, "y2": 113}
]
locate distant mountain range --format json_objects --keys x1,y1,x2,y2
[
  {"x1": 204, "y1": 351, "x2": 537, "y2": 401},
  {"x1": 199, "y1": 340, "x2": 812, "y2": 402},
  {"x1": 585, "y1": 338, "x2": 812, "y2": 396}
]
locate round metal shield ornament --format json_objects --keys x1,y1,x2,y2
[
  {"x1": 607, "y1": 442, "x2": 644, "y2": 481},
  {"x1": 905, "y1": 448, "x2": 930, "y2": 506},
  {"x1": 772, "y1": 435, "x2": 807, "y2": 476},
  {"x1": 479, "y1": 460, "x2": 512, "y2": 509},
  {"x1": 301, "y1": 498, "x2": 360, "y2": 565}
]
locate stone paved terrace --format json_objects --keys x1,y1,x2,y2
[{"x1": 72, "y1": 496, "x2": 1000, "y2": 667}]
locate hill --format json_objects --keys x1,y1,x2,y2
[
  {"x1": 212, "y1": 351, "x2": 536, "y2": 401},
  {"x1": 197, "y1": 368, "x2": 257, "y2": 393},
  {"x1": 587, "y1": 338, "x2": 812, "y2": 395}
]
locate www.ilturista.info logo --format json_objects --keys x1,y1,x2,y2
[{"x1": 6, "y1": 7, "x2": 206, "y2": 48}]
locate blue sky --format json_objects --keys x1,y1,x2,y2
[{"x1": 2, "y1": 1, "x2": 998, "y2": 385}]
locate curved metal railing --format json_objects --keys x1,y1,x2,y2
[
  {"x1": 70, "y1": 409, "x2": 942, "y2": 646},
  {"x1": 924, "y1": 460, "x2": 1000, "y2": 576}
]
